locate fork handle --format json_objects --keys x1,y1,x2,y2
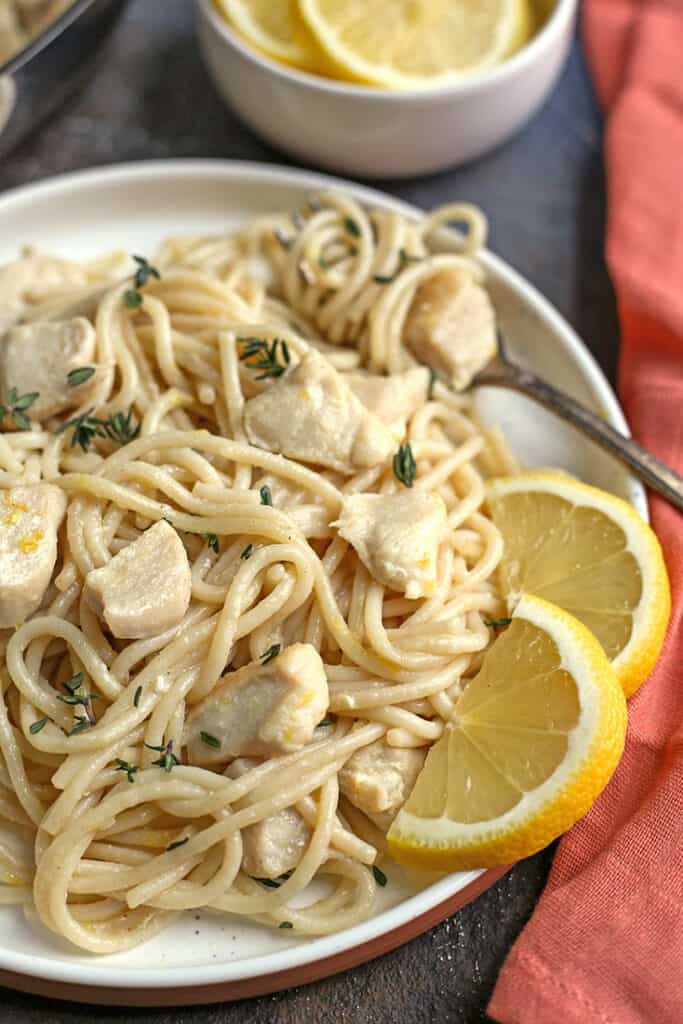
[{"x1": 478, "y1": 360, "x2": 683, "y2": 513}]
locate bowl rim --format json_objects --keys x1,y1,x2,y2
[
  {"x1": 198, "y1": 0, "x2": 578, "y2": 102},
  {"x1": 0, "y1": 0, "x2": 105, "y2": 76}
]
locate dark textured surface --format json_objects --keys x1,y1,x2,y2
[{"x1": 0, "y1": 3, "x2": 617, "y2": 1021}]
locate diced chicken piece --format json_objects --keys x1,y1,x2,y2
[
  {"x1": 243, "y1": 349, "x2": 395, "y2": 474},
  {"x1": 403, "y1": 268, "x2": 497, "y2": 391},
  {"x1": 0, "y1": 484, "x2": 67, "y2": 628},
  {"x1": 344, "y1": 367, "x2": 429, "y2": 442},
  {"x1": 0, "y1": 318, "x2": 97, "y2": 420},
  {"x1": 0, "y1": 249, "x2": 89, "y2": 333},
  {"x1": 83, "y1": 520, "x2": 191, "y2": 640},
  {"x1": 186, "y1": 642, "x2": 329, "y2": 764},
  {"x1": 340, "y1": 740, "x2": 426, "y2": 825},
  {"x1": 226, "y1": 757, "x2": 311, "y2": 879},
  {"x1": 333, "y1": 490, "x2": 446, "y2": 598}
]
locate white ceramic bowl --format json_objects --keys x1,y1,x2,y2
[{"x1": 196, "y1": 0, "x2": 577, "y2": 179}]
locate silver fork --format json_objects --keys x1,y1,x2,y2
[{"x1": 472, "y1": 332, "x2": 683, "y2": 513}]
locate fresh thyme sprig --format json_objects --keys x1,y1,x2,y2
[
  {"x1": 67, "y1": 366, "x2": 95, "y2": 388},
  {"x1": 145, "y1": 739, "x2": 180, "y2": 773},
  {"x1": 0, "y1": 387, "x2": 39, "y2": 431},
  {"x1": 58, "y1": 672, "x2": 98, "y2": 731},
  {"x1": 57, "y1": 409, "x2": 108, "y2": 451},
  {"x1": 114, "y1": 758, "x2": 139, "y2": 783},
  {"x1": 261, "y1": 644, "x2": 281, "y2": 665},
  {"x1": 237, "y1": 337, "x2": 291, "y2": 381},
  {"x1": 123, "y1": 255, "x2": 161, "y2": 308},
  {"x1": 102, "y1": 408, "x2": 141, "y2": 445},
  {"x1": 392, "y1": 443, "x2": 416, "y2": 488},
  {"x1": 58, "y1": 407, "x2": 140, "y2": 452},
  {"x1": 70, "y1": 716, "x2": 94, "y2": 735}
]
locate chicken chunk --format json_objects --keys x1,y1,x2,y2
[
  {"x1": 226, "y1": 757, "x2": 311, "y2": 879},
  {"x1": 243, "y1": 349, "x2": 395, "y2": 474},
  {"x1": 83, "y1": 520, "x2": 191, "y2": 640},
  {"x1": 0, "y1": 484, "x2": 67, "y2": 628},
  {"x1": 344, "y1": 367, "x2": 429, "y2": 442},
  {"x1": 340, "y1": 740, "x2": 426, "y2": 827},
  {"x1": 403, "y1": 268, "x2": 497, "y2": 391},
  {"x1": 0, "y1": 249, "x2": 88, "y2": 334},
  {"x1": 186, "y1": 643, "x2": 329, "y2": 764},
  {"x1": 0, "y1": 318, "x2": 97, "y2": 420},
  {"x1": 333, "y1": 490, "x2": 446, "y2": 598}
]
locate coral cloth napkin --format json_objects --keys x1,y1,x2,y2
[{"x1": 488, "y1": 3, "x2": 683, "y2": 1023}]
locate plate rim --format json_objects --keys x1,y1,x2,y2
[{"x1": 0, "y1": 158, "x2": 643, "y2": 994}]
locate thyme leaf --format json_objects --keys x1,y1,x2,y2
[
  {"x1": 29, "y1": 718, "x2": 48, "y2": 735},
  {"x1": 114, "y1": 758, "x2": 139, "y2": 783},
  {"x1": 0, "y1": 387, "x2": 39, "y2": 431},
  {"x1": 67, "y1": 366, "x2": 95, "y2": 387},
  {"x1": 259, "y1": 484, "x2": 272, "y2": 507},
  {"x1": 261, "y1": 643, "x2": 281, "y2": 665},
  {"x1": 372, "y1": 865, "x2": 388, "y2": 887},
  {"x1": 241, "y1": 543, "x2": 254, "y2": 560},
  {"x1": 132, "y1": 255, "x2": 161, "y2": 290},
  {"x1": 145, "y1": 739, "x2": 179, "y2": 773},
  {"x1": 205, "y1": 532, "x2": 219, "y2": 554},
  {"x1": 343, "y1": 216, "x2": 360, "y2": 237},
  {"x1": 123, "y1": 255, "x2": 160, "y2": 309},
  {"x1": 167, "y1": 837, "x2": 190, "y2": 851},
  {"x1": 134, "y1": 685, "x2": 142, "y2": 708},
  {"x1": 392, "y1": 443, "x2": 416, "y2": 488},
  {"x1": 253, "y1": 870, "x2": 293, "y2": 889},
  {"x1": 123, "y1": 288, "x2": 143, "y2": 309},
  {"x1": 200, "y1": 731, "x2": 221, "y2": 749},
  {"x1": 279, "y1": 921, "x2": 293, "y2": 929},
  {"x1": 484, "y1": 617, "x2": 512, "y2": 630}
]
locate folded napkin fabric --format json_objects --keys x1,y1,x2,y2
[{"x1": 489, "y1": 3, "x2": 683, "y2": 1022}]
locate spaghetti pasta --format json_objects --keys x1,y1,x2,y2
[{"x1": 0, "y1": 191, "x2": 517, "y2": 953}]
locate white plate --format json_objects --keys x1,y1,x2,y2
[{"x1": 0, "y1": 160, "x2": 645, "y2": 1006}]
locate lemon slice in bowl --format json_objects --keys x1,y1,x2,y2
[
  {"x1": 296, "y1": 0, "x2": 534, "y2": 89},
  {"x1": 387, "y1": 594, "x2": 627, "y2": 871},
  {"x1": 486, "y1": 472, "x2": 670, "y2": 698},
  {"x1": 215, "y1": 0, "x2": 327, "y2": 73}
]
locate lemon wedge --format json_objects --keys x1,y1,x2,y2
[
  {"x1": 216, "y1": 0, "x2": 326, "y2": 73},
  {"x1": 387, "y1": 594, "x2": 627, "y2": 870},
  {"x1": 296, "y1": 0, "x2": 534, "y2": 89},
  {"x1": 486, "y1": 472, "x2": 670, "y2": 698}
]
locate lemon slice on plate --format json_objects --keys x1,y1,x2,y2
[
  {"x1": 296, "y1": 0, "x2": 534, "y2": 89},
  {"x1": 387, "y1": 594, "x2": 627, "y2": 870},
  {"x1": 215, "y1": 0, "x2": 326, "y2": 72},
  {"x1": 486, "y1": 472, "x2": 670, "y2": 698}
]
